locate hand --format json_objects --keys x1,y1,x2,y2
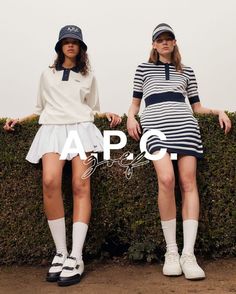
[
  {"x1": 3, "y1": 118, "x2": 20, "y2": 132},
  {"x1": 127, "y1": 116, "x2": 142, "y2": 141},
  {"x1": 218, "y1": 111, "x2": 231, "y2": 134},
  {"x1": 105, "y1": 112, "x2": 122, "y2": 128}
]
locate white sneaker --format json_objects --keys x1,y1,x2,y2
[
  {"x1": 180, "y1": 253, "x2": 206, "y2": 280},
  {"x1": 46, "y1": 252, "x2": 68, "y2": 282},
  {"x1": 58, "y1": 256, "x2": 84, "y2": 287},
  {"x1": 163, "y1": 251, "x2": 182, "y2": 276}
]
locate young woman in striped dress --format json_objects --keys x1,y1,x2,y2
[
  {"x1": 4, "y1": 25, "x2": 121, "y2": 287},
  {"x1": 127, "y1": 23, "x2": 231, "y2": 280}
]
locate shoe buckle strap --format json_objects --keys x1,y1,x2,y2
[
  {"x1": 55, "y1": 253, "x2": 63, "y2": 257},
  {"x1": 51, "y1": 262, "x2": 63, "y2": 267}
]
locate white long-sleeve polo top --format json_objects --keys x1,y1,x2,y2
[{"x1": 34, "y1": 64, "x2": 100, "y2": 124}]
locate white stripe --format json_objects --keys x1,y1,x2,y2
[{"x1": 153, "y1": 26, "x2": 174, "y2": 36}]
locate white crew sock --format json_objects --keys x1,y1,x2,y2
[
  {"x1": 70, "y1": 221, "x2": 88, "y2": 261},
  {"x1": 161, "y1": 218, "x2": 178, "y2": 253},
  {"x1": 48, "y1": 217, "x2": 68, "y2": 256},
  {"x1": 182, "y1": 219, "x2": 198, "y2": 255}
]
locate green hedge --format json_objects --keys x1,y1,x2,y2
[{"x1": 0, "y1": 114, "x2": 235, "y2": 265}]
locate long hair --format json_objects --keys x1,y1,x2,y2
[
  {"x1": 50, "y1": 45, "x2": 90, "y2": 75},
  {"x1": 148, "y1": 44, "x2": 183, "y2": 72}
]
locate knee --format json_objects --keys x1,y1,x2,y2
[
  {"x1": 179, "y1": 176, "x2": 196, "y2": 193},
  {"x1": 158, "y1": 174, "x2": 175, "y2": 191},
  {"x1": 43, "y1": 176, "x2": 60, "y2": 193},
  {"x1": 72, "y1": 179, "x2": 90, "y2": 198}
]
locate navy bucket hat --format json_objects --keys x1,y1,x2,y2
[
  {"x1": 152, "y1": 23, "x2": 175, "y2": 42},
  {"x1": 55, "y1": 25, "x2": 87, "y2": 52}
]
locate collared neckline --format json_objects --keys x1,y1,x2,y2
[
  {"x1": 156, "y1": 60, "x2": 174, "y2": 66},
  {"x1": 55, "y1": 63, "x2": 80, "y2": 73}
]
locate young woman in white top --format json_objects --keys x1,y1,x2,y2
[
  {"x1": 127, "y1": 23, "x2": 231, "y2": 280},
  {"x1": 4, "y1": 25, "x2": 121, "y2": 287}
]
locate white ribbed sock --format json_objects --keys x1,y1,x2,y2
[
  {"x1": 161, "y1": 218, "x2": 178, "y2": 253},
  {"x1": 48, "y1": 217, "x2": 68, "y2": 255},
  {"x1": 182, "y1": 219, "x2": 198, "y2": 255},
  {"x1": 70, "y1": 221, "x2": 88, "y2": 261}
]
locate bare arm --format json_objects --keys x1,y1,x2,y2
[
  {"x1": 191, "y1": 102, "x2": 220, "y2": 115},
  {"x1": 19, "y1": 113, "x2": 39, "y2": 123},
  {"x1": 191, "y1": 102, "x2": 232, "y2": 134},
  {"x1": 128, "y1": 98, "x2": 141, "y2": 118},
  {"x1": 127, "y1": 98, "x2": 142, "y2": 141}
]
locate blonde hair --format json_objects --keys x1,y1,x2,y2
[{"x1": 148, "y1": 44, "x2": 183, "y2": 72}]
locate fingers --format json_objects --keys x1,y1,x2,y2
[
  {"x1": 3, "y1": 119, "x2": 13, "y2": 131},
  {"x1": 137, "y1": 123, "x2": 142, "y2": 135},
  {"x1": 3, "y1": 118, "x2": 19, "y2": 132},
  {"x1": 219, "y1": 114, "x2": 232, "y2": 134},
  {"x1": 106, "y1": 113, "x2": 112, "y2": 122},
  {"x1": 129, "y1": 130, "x2": 140, "y2": 141},
  {"x1": 106, "y1": 113, "x2": 122, "y2": 127},
  {"x1": 224, "y1": 119, "x2": 232, "y2": 134},
  {"x1": 132, "y1": 128, "x2": 141, "y2": 141},
  {"x1": 128, "y1": 125, "x2": 141, "y2": 141},
  {"x1": 127, "y1": 117, "x2": 142, "y2": 141},
  {"x1": 219, "y1": 118, "x2": 224, "y2": 129},
  {"x1": 110, "y1": 115, "x2": 122, "y2": 127},
  {"x1": 11, "y1": 120, "x2": 18, "y2": 128}
]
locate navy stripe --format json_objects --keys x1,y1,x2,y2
[
  {"x1": 149, "y1": 139, "x2": 203, "y2": 146},
  {"x1": 189, "y1": 95, "x2": 200, "y2": 105},
  {"x1": 62, "y1": 69, "x2": 70, "y2": 81},
  {"x1": 149, "y1": 146, "x2": 204, "y2": 159},
  {"x1": 145, "y1": 92, "x2": 185, "y2": 107},
  {"x1": 133, "y1": 91, "x2": 143, "y2": 99},
  {"x1": 165, "y1": 64, "x2": 170, "y2": 80}
]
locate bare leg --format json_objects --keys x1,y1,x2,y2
[
  {"x1": 153, "y1": 152, "x2": 181, "y2": 276},
  {"x1": 178, "y1": 155, "x2": 199, "y2": 220},
  {"x1": 66, "y1": 154, "x2": 91, "y2": 263},
  {"x1": 152, "y1": 152, "x2": 176, "y2": 220},
  {"x1": 71, "y1": 154, "x2": 91, "y2": 224},
  {"x1": 42, "y1": 153, "x2": 65, "y2": 220},
  {"x1": 42, "y1": 153, "x2": 67, "y2": 282},
  {"x1": 178, "y1": 155, "x2": 205, "y2": 279}
]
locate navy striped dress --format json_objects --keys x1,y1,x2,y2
[{"x1": 133, "y1": 61, "x2": 203, "y2": 158}]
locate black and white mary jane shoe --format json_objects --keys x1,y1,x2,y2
[
  {"x1": 57, "y1": 256, "x2": 84, "y2": 287},
  {"x1": 46, "y1": 252, "x2": 68, "y2": 282}
]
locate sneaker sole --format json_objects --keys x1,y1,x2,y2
[
  {"x1": 163, "y1": 270, "x2": 182, "y2": 277},
  {"x1": 46, "y1": 272, "x2": 61, "y2": 282},
  {"x1": 57, "y1": 274, "x2": 82, "y2": 287},
  {"x1": 184, "y1": 275, "x2": 206, "y2": 280}
]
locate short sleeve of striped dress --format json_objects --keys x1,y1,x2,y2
[
  {"x1": 186, "y1": 68, "x2": 200, "y2": 105},
  {"x1": 133, "y1": 64, "x2": 144, "y2": 99}
]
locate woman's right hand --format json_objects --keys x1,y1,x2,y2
[
  {"x1": 127, "y1": 116, "x2": 142, "y2": 141},
  {"x1": 3, "y1": 118, "x2": 20, "y2": 132}
]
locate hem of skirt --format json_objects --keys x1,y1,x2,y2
[
  {"x1": 150, "y1": 147, "x2": 204, "y2": 159},
  {"x1": 26, "y1": 149, "x2": 104, "y2": 164}
]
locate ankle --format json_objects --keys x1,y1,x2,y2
[
  {"x1": 182, "y1": 250, "x2": 194, "y2": 256},
  {"x1": 166, "y1": 245, "x2": 178, "y2": 254},
  {"x1": 56, "y1": 250, "x2": 68, "y2": 256}
]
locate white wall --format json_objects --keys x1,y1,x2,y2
[{"x1": 1, "y1": 0, "x2": 235, "y2": 118}]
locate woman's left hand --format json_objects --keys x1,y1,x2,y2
[
  {"x1": 105, "y1": 112, "x2": 122, "y2": 127},
  {"x1": 219, "y1": 111, "x2": 232, "y2": 134}
]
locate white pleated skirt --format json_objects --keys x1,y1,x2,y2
[{"x1": 26, "y1": 122, "x2": 104, "y2": 164}]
